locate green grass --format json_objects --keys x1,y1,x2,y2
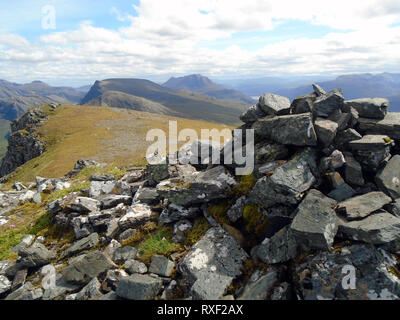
[
  {"x1": 137, "y1": 227, "x2": 182, "y2": 264},
  {"x1": 47, "y1": 181, "x2": 90, "y2": 202},
  {"x1": 0, "y1": 206, "x2": 52, "y2": 260}
]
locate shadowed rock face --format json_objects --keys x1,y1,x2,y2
[{"x1": 0, "y1": 108, "x2": 48, "y2": 177}]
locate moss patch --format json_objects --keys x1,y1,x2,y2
[
  {"x1": 242, "y1": 204, "x2": 268, "y2": 236},
  {"x1": 230, "y1": 173, "x2": 256, "y2": 197},
  {"x1": 184, "y1": 217, "x2": 211, "y2": 247},
  {"x1": 207, "y1": 201, "x2": 232, "y2": 225}
]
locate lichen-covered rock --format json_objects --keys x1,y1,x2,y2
[
  {"x1": 0, "y1": 275, "x2": 11, "y2": 295},
  {"x1": 252, "y1": 113, "x2": 317, "y2": 146},
  {"x1": 313, "y1": 88, "x2": 344, "y2": 118},
  {"x1": 149, "y1": 255, "x2": 175, "y2": 277},
  {"x1": 62, "y1": 233, "x2": 99, "y2": 258},
  {"x1": 349, "y1": 135, "x2": 392, "y2": 172},
  {"x1": 240, "y1": 104, "x2": 267, "y2": 123},
  {"x1": 65, "y1": 196, "x2": 101, "y2": 214},
  {"x1": 157, "y1": 166, "x2": 236, "y2": 207},
  {"x1": 256, "y1": 226, "x2": 298, "y2": 264},
  {"x1": 338, "y1": 210, "x2": 400, "y2": 245},
  {"x1": 100, "y1": 195, "x2": 132, "y2": 210},
  {"x1": 290, "y1": 190, "x2": 338, "y2": 252},
  {"x1": 62, "y1": 251, "x2": 116, "y2": 285},
  {"x1": 133, "y1": 187, "x2": 160, "y2": 205},
  {"x1": 124, "y1": 259, "x2": 148, "y2": 274},
  {"x1": 113, "y1": 246, "x2": 138, "y2": 265},
  {"x1": 248, "y1": 148, "x2": 318, "y2": 209},
  {"x1": 89, "y1": 181, "x2": 117, "y2": 198},
  {"x1": 358, "y1": 112, "x2": 400, "y2": 140},
  {"x1": 344, "y1": 98, "x2": 388, "y2": 120},
  {"x1": 116, "y1": 274, "x2": 163, "y2": 300},
  {"x1": 179, "y1": 227, "x2": 248, "y2": 300},
  {"x1": 337, "y1": 192, "x2": 392, "y2": 220},
  {"x1": 376, "y1": 155, "x2": 400, "y2": 199},
  {"x1": 118, "y1": 203, "x2": 154, "y2": 230},
  {"x1": 238, "y1": 268, "x2": 280, "y2": 300},
  {"x1": 226, "y1": 196, "x2": 246, "y2": 223},
  {"x1": 17, "y1": 243, "x2": 56, "y2": 269},
  {"x1": 344, "y1": 153, "x2": 365, "y2": 186},
  {"x1": 294, "y1": 244, "x2": 400, "y2": 300},
  {"x1": 258, "y1": 93, "x2": 291, "y2": 116},
  {"x1": 290, "y1": 94, "x2": 316, "y2": 115},
  {"x1": 314, "y1": 118, "x2": 338, "y2": 147}
]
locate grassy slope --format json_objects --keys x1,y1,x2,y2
[
  {"x1": 5, "y1": 105, "x2": 233, "y2": 184},
  {"x1": 82, "y1": 79, "x2": 247, "y2": 125}
]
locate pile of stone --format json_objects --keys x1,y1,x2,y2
[{"x1": 1, "y1": 84, "x2": 400, "y2": 300}]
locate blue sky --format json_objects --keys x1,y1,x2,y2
[{"x1": 0, "y1": 0, "x2": 400, "y2": 86}]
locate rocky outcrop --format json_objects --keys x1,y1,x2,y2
[
  {"x1": 0, "y1": 107, "x2": 50, "y2": 177},
  {"x1": 2, "y1": 83, "x2": 400, "y2": 301}
]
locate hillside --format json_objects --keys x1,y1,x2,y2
[
  {"x1": 0, "y1": 80, "x2": 88, "y2": 159},
  {"x1": 81, "y1": 78, "x2": 247, "y2": 125},
  {"x1": 163, "y1": 74, "x2": 254, "y2": 104},
  {"x1": 83, "y1": 90, "x2": 173, "y2": 115},
  {"x1": 1, "y1": 104, "x2": 232, "y2": 183}
]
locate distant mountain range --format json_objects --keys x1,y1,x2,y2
[
  {"x1": 0, "y1": 80, "x2": 86, "y2": 121},
  {"x1": 81, "y1": 78, "x2": 248, "y2": 125},
  {"x1": 219, "y1": 73, "x2": 400, "y2": 112},
  {"x1": 1, "y1": 72, "x2": 400, "y2": 160},
  {"x1": 163, "y1": 74, "x2": 255, "y2": 105}
]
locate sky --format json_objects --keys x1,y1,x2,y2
[{"x1": 1, "y1": 0, "x2": 400, "y2": 86}]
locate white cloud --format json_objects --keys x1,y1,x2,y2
[{"x1": 1, "y1": 0, "x2": 400, "y2": 84}]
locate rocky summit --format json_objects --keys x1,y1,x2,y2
[{"x1": 1, "y1": 83, "x2": 400, "y2": 301}]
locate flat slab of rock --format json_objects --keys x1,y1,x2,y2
[
  {"x1": 179, "y1": 227, "x2": 248, "y2": 300},
  {"x1": 65, "y1": 197, "x2": 101, "y2": 214},
  {"x1": 63, "y1": 233, "x2": 99, "y2": 258},
  {"x1": 116, "y1": 274, "x2": 162, "y2": 300},
  {"x1": 376, "y1": 155, "x2": 400, "y2": 199},
  {"x1": 62, "y1": 251, "x2": 116, "y2": 285},
  {"x1": 358, "y1": 112, "x2": 400, "y2": 140},
  {"x1": 344, "y1": 98, "x2": 388, "y2": 120},
  {"x1": 125, "y1": 259, "x2": 147, "y2": 274},
  {"x1": 18, "y1": 243, "x2": 55, "y2": 269},
  {"x1": 294, "y1": 244, "x2": 400, "y2": 300},
  {"x1": 252, "y1": 113, "x2": 317, "y2": 146},
  {"x1": 118, "y1": 203, "x2": 153, "y2": 230},
  {"x1": 290, "y1": 190, "x2": 338, "y2": 251},
  {"x1": 157, "y1": 166, "x2": 236, "y2": 207},
  {"x1": 337, "y1": 192, "x2": 392, "y2": 220},
  {"x1": 258, "y1": 93, "x2": 291, "y2": 116},
  {"x1": 100, "y1": 195, "x2": 132, "y2": 210},
  {"x1": 338, "y1": 210, "x2": 400, "y2": 245},
  {"x1": 248, "y1": 148, "x2": 317, "y2": 208}
]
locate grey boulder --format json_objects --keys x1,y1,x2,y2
[
  {"x1": 290, "y1": 189, "x2": 338, "y2": 252},
  {"x1": 116, "y1": 274, "x2": 162, "y2": 300}
]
